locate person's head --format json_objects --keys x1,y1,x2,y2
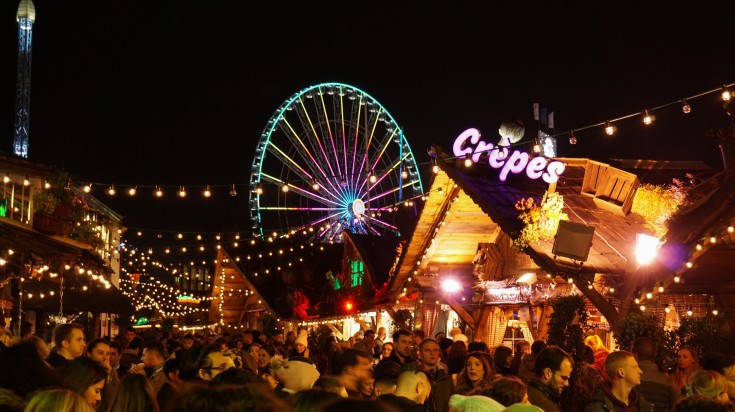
[
  {"x1": 419, "y1": 339, "x2": 441, "y2": 368},
  {"x1": 394, "y1": 362, "x2": 431, "y2": 404},
  {"x1": 359, "y1": 370, "x2": 375, "y2": 398},
  {"x1": 363, "y1": 330, "x2": 376, "y2": 343},
  {"x1": 258, "y1": 343, "x2": 276, "y2": 368},
  {"x1": 434, "y1": 331, "x2": 446, "y2": 341},
  {"x1": 674, "y1": 395, "x2": 735, "y2": 412},
  {"x1": 53, "y1": 323, "x2": 86, "y2": 360},
  {"x1": 242, "y1": 330, "x2": 253, "y2": 345},
  {"x1": 530, "y1": 340, "x2": 547, "y2": 355},
  {"x1": 515, "y1": 340, "x2": 531, "y2": 356},
  {"x1": 584, "y1": 335, "x2": 605, "y2": 352},
  {"x1": 181, "y1": 334, "x2": 194, "y2": 350},
  {"x1": 208, "y1": 367, "x2": 263, "y2": 387},
  {"x1": 23, "y1": 335, "x2": 49, "y2": 359},
  {"x1": 294, "y1": 331, "x2": 309, "y2": 354},
  {"x1": 248, "y1": 342, "x2": 261, "y2": 359},
  {"x1": 333, "y1": 349, "x2": 371, "y2": 390},
  {"x1": 534, "y1": 345, "x2": 574, "y2": 395},
  {"x1": 412, "y1": 330, "x2": 425, "y2": 345},
  {"x1": 272, "y1": 331, "x2": 284, "y2": 344},
  {"x1": 59, "y1": 357, "x2": 107, "y2": 409},
  {"x1": 108, "y1": 373, "x2": 159, "y2": 412},
  {"x1": 392, "y1": 329, "x2": 413, "y2": 359},
  {"x1": 702, "y1": 354, "x2": 735, "y2": 399},
  {"x1": 289, "y1": 388, "x2": 341, "y2": 412},
  {"x1": 381, "y1": 342, "x2": 393, "y2": 359},
  {"x1": 108, "y1": 340, "x2": 122, "y2": 368},
  {"x1": 448, "y1": 341, "x2": 468, "y2": 360},
  {"x1": 179, "y1": 344, "x2": 232, "y2": 382},
  {"x1": 631, "y1": 336, "x2": 657, "y2": 362},
  {"x1": 377, "y1": 327, "x2": 387, "y2": 339},
  {"x1": 374, "y1": 375, "x2": 397, "y2": 397},
  {"x1": 19, "y1": 321, "x2": 33, "y2": 338},
  {"x1": 286, "y1": 331, "x2": 297, "y2": 343},
  {"x1": 24, "y1": 389, "x2": 95, "y2": 412},
  {"x1": 215, "y1": 337, "x2": 228, "y2": 352},
  {"x1": 463, "y1": 351, "x2": 494, "y2": 385},
  {"x1": 142, "y1": 340, "x2": 167, "y2": 368},
  {"x1": 467, "y1": 341, "x2": 489, "y2": 353},
  {"x1": 85, "y1": 338, "x2": 110, "y2": 367},
  {"x1": 604, "y1": 350, "x2": 642, "y2": 388},
  {"x1": 0, "y1": 341, "x2": 63, "y2": 398},
  {"x1": 493, "y1": 345, "x2": 513, "y2": 374},
  {"x1": 685, "y1": 370, "x2": 729, "y2": 403},
  {"x1": 678, "y1": 347, "x2": 700, "y2": 371},
  {"x1": 312, "y1": 375, "x2": 348, "y2": 398},
  {"x1": 163, "y1": 357, "x2": 182, "y2": 384},
  {"x1": 171, "y1": 382, "x2": 291, "y2": 412},
  {"x1": 124, "y1": 327, "x2": 137, "y2": 344},
  {"x1": 471, "y1": 375, "x2": 527, "y2": 406}
]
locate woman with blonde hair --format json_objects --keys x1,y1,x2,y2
[
  {"x1": 683, "y1": 369, "x2": 729, "y2": 403},
  {"x1": 24, "y1": 389, "x2": 95, "y2": 412},
  {"x1": 584, "y1": 335, "x2": 609, "y2": 377}
]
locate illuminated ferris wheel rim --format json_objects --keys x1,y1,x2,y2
[{"x1": 249, "y1": 82, "x2": 424, "y2": 241}]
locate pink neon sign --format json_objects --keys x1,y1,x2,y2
[{"x1": 452, "y1": 128, "x2": 565, "y2": 183}]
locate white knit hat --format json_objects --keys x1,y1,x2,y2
[
  {"x1": 449, "y1": 395, "x2": 504, "y2": 412},
  {"x1": 294, "y1": 330, "x2": 308, "y2": 347}
]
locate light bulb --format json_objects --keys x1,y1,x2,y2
[
  {"x1": 605, "y1": 121, "x2": 616, "y2": 136},
  {"x1": 569, "y1": 131, "x2": 577, "y2": 145},
  {"x1": 203, "y1": 186, "x2": 211, "y2": 198},
  {"x1": 128, "y1": 187, "x2": 136, "y2": 196},
  {"x1": 108, "y1": 185, "x2": 116, "y2": 196},
  {"x1": 432, "y1": 164, "x2": 439, "y2": 173},
  {"x1": 681, "y1": 99, "x2": 691, "y2": 114},
  {"x1": 464, "y1": 158, "x2": 472, "y2": 167},
  {"x1": 643, "y1": 110, "x2": 655, "y2": 125},
  {"x1": 179, "y1": 187, "x2": 187, "y2": 198},
  {"x1": 230, "y1": 184, "x2": 237, "y2": 197},
  {"x1": 369, "y1": 174, "x2": 377, "y2": 183},
  {"x1": 83, "y1": 184, "x2": 91, "y2": 193},
  {"x1": 155, "y1": 187, "x2": 163, "y2": 197},
  {"x1": 722, "y1": 86, "x2": 731, "y2": 101}
]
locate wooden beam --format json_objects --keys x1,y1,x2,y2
[
  {"x1": 443, "y1": 294, "x2": 475, "y2": 330},
  {"x1": 326, "y1": 323, "x2": 344, "y2": 340}
]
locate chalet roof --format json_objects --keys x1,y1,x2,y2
[{"x1": 343, "y1": 231, "x2": 401, "y2": 287}]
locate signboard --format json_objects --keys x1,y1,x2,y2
[
  {"x1": 453, "y1": 128, "x2": 565, "y2": 183},
  {"x1": 178, "y1": 295, "x2": 201, "y2": 304}
]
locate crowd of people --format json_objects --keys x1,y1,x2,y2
[{"x1": 1, "y1": 321, "x2": 735, "y2": 412}]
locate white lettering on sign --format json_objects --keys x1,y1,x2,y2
[{"x1": 452, "y1": 128, "x2": 565, "y2": 183}]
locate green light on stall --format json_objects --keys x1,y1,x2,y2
[
  {"x1": 0, "y1": 199, "x2": 7, "y2": 217},
  {"x1": 135, "y1": 317, "x2": 149, "y2": 325}
]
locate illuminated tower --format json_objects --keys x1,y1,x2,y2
[{"x1": 13, "y1": 0, "x2": 35, "y2": 158}]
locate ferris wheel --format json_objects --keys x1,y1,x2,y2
[{"x1": 249, "y1": 82, "x2": 424, "y2": 242}]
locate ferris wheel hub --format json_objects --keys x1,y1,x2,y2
[{"x1": 351, "y1": 199, "x2": 365, "y2": 217}]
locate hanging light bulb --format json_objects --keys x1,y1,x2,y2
[
  {"x1": 401, "y1": 167, "x2": 408, "y2": 179},
  {"x1": 44, "y1": 179, "x2": 51, "y2": 189},
  {"x1": 107, "y1": 185, "x2": 116, "y2": 196},
  {"x1": 604, "y1": 121, "x2": 616, "y2": 136},
  {"x1": 687, "y1": 306, "x2": 693, "y2": 316},
  {"x1": 83, "y1": 183, "x2": 91, "y2": 193},
  {"x1": 155, "y1": 186, "x2": 163, "y2": 197},
  {"x1": 722, "y1": 85, "x2": 731, "y2": 101},
  {"x1": 230, "y1": 184, "x2": 237, "y2": 197},
  {"x1": 2, "y1": 174, "x2": 9, "y2": 183},
  {"x1": 311, "y1": 180, "x2": 319, "y2": 191},
  {"x1": 179, "y1": 186, "x2": 187, "y2": 198},
  {"x1": 713, "y1": 308, "x2": 719, "y2": 316},
  {"x1": 23, "y1": 176, "x2": 30, "y2": 186},
  {"x1": 369, "y1": 172, "x2": 377, "y2": 183},
  {"x1": 203, "y1": 185, "x2": 211, "y2": 198},
  {"x1": 464, "y1": 158, "x2": 473, "y2": 167},
  {"x1": 569, "y1": 130, "x2": 577, "y2": 145},
  {"x1": 665, "y1": 305, "x2": 671, "y2": 313},
  {"x1": 674, "y1": 275, "x2": 681, "y2": 283},
  {"x1": 281, "y1": 182, "x2": 289, "y2": 192},
  {"x1": 128, "y1": 186, "x2": 137, "y2": 196},
  {"x1": 643, "y1": 109, "x2": 655, "y2": 125},
  {"x1": 681, "y1": 99, "x2": 692, "y2": 114},
  {"x1": 255, "y1": 184, "x2": 262, "y2": 195},
  {"x1": 533, "y1": 138, "x2": 542, "y2": 153}
]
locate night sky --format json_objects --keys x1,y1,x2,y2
[{"x1": 1, "y1": 1, "x2": 735, "y2": 238}]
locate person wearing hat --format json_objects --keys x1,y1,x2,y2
[
  {"x1": 272, "y1": 356, "x2": 320, "y2": 396},
  {"x1": 289, "y1": 330, "x2": 310, "y2": 359}
]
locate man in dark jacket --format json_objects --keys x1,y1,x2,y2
[
  {"x1": 584, "y1": 350, "x2": 654, "y2": 412},
  {"x1": 375, "y1": 329, "x2": 415, "y2": 381},
  {"x1": 418, "y1": 338, "x2": 453, "y2": 412},
  {"x1": 527, "y1": 345, "x2": 573, "y2": 412}
]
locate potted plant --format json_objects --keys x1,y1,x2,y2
[{"x1": 31, "y1": 170, "x2": 75, "y2": 235}]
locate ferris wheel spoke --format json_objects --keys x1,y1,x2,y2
[
  {"x1": 366, "y1": 217, "x2": 398, "y2": 231},
  {"x1": 357, "y1": 153, "x2": 407, "y2": 199},
  {"x1": 366, "y1": 179, "x2": 421, "y2": 204},
  {"x1": 296, "y1": 93, "x2": 342, "y2": 189},
  {"x1": 260, "y1": 173, "x2": 339, "y2": 207},
  {"x1": 317, "y1": 88, "x2": 344, "y2": 181},
  {"x1": 276, "y1": 117, "x2": 341, "y2": 195}
]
